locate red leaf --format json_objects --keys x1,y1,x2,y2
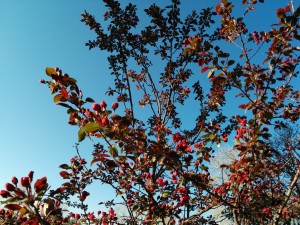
[
  {"x1": 201, "y1": 66, "x2": 209, "y2": 73},
  {"x1": 91, "y1": 157, "x2": 107, "y2": 166},
  {"x1": 5, "y1": 204, "x2": 22, "y2": 210},
  {"x1": 34, "y1": 177, "x2": 47, "y2": 192},
  {"x1": 61, "y1": 88, "x2": 68, "y2": 98},
  {"x1": 97, "y1": 154, "x2": 110, "y2": 158}
]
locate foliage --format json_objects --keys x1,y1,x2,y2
[{"x1": 1, "y1": 0, "x2": 300, "y2": 224}]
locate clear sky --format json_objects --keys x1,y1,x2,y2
[{"x1": 0, "y1": 0, "x2": 295, "y2": 213}]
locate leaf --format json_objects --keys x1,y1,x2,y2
[
  {"x1": 109, "y1": 145, "x2": 118, "y2": 157},
  {"x1": 201, "y1": 66, "x2": 209, "y2": 73},
  {"x1": 56, "y1": 103, "x2": 73, "y2": 109},
  {"x1": 45, "y1": 67, "x2": 56, "y2": 76},
  {"x1": 90, "y1": 157, "x2": 107, "y2": 166},
  {"x1": 85, "y1": 97, "x2": 95, "y2": 103},
  {"x1": 78, "y1": 122, "x2": 100, "y2": 142},
  {"x1": 5, "y1": 204, "x2": 22, "y2": 210},
  {"x1": 20, "y1": 207, "x2": 28, "y2": 217},
  {"x1": 228, "y1": 60, "x2": 235, "y2": 66},
  {"x1": 59, "y1": 164, "x2": 70, "y2": 169},
  {"x1": 61, "y1": 88, "x2": 68, "y2": 98},
  {"x1": 81, "y1": 122, "x2": 100, "y2": 133},
  {"x1": 0, "y1": 196, "x2": 21, "y2": 204},
  {"x1": 53, "y1": 94, "x2": 67, "y2": 103},
  {"x1": 218, "y1": 51, "x2": 230, "y2": 58},
  {"x1": 78, "y1": 129, "x2": 86, "y2": 142},
  {"x1": 34, "y1": 177, "x2": 47, "y2": 192},
  {"x1": 162, "y1": 192, "x2": 169, "y2": 198},
  {"x1": 207, "y1": 70, "x2": 215, "y2": 78}
]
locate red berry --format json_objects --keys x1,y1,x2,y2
[{"x1": 40, "y1": 79, "x2": 45, "y2": 83}]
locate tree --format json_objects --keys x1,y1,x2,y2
[{"x1": 1, "y1": 0, "x2": 300, "y2": 224}]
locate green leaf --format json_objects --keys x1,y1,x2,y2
[
  {"x1": 78, "y1": 129, "x2": 86, "y2": 142},
  {"x1": 0, "y1": 197, "x2": 21, "y2": 204},
  {"x1": 78, "y1": 122, "x2": 100, "y2": 142},
  {"x1": 45, "y1": 67, "x2": 56, "y2": 76},
  {"x1": 82, "y1": 122, "x2": 100, "y2": 133},
  {"x1": 162, "y1": 192, "x2": 169, "y2": 198},
  {"x1": 109, "y1": 145, "x2": 118, "y2": 157}
]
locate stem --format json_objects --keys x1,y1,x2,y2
[{"x1": 273, "y1": 168, "x2": 300, "y2": 225}]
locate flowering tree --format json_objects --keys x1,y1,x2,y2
[{"x1": 1, "y1": 0, "x2": 300, "y2": 224}]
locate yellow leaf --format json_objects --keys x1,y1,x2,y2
[{"x1": 45, "y1": 67, "x2": 56, "y2": 76}]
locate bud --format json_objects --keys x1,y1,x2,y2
[
  {"x1": 92, "y1": 103, "x2": 101, "y2": 112},
  {"x1": 112, "y1": 102, "x2": 119, "y2": 110},
  {"x1": 28, "y1": 171, "x2": 34, "y2": 180},
  {"x1": 102, "y1": 117, "x2": 109, "y2": 127},
  {"x1": 100, "y1": 100, "x2": 107, "y2": 109},
  {"x1": 5, "y1": 183, "x2": 15, "y2": 192},
  {"x1": 0, "y1": 190, "x2": 12, "y2": 198},
  {"x1": 11, "y1": 176, "x2": 18, "y2": 185},
  {"x1": 20, "y1": 177, "x2": 30, "y2": 188}
]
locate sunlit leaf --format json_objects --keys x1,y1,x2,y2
[
  {"x1": 0, "y1": 196, "x2": 21, "y2": 204},
  {"x1": 45, "y1": 67, "x2": 56, "y2": 76},
  {"x1": 53, "y1": 94, "x2": 67, "y2": 103},
  {"x1": 78, "y1": 122, "x2": 100, "y2": 142},
  {"x1": 78, "y1": 129, "x2": 86, "y2": 142},
  {"x1": 207, "y1": 70, "x2": 215, "y2": 78}
]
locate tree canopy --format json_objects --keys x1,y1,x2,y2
[{"x1": 1, "y1": 0, "x2": 300, "y2": 224}]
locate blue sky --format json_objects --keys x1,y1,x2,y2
[{"x1": 0, "y1": 0, "x2": 295, "y2": 213}]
